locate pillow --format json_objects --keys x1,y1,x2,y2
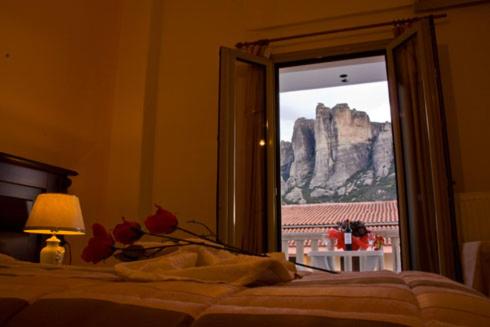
[{"x1": 0, "y1": 252, "x2": 17, "y2": 263}]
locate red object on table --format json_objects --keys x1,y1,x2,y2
[{"x1": 327, "y1": 229, "x2": 369, "y2": 251}]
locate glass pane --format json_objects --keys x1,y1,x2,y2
[{"x1": 279, "y1": 55, "x2": 402, "y2": 272}]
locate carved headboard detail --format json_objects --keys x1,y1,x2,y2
[{"x1": 0, "y1": 152, "x2": 78, "y2": 262}]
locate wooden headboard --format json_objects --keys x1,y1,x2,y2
[{"x1": 0, "y1": 153, "x2": 77, "y2": 262}]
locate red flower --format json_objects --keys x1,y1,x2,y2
[
  {"x1": 326, "y1": 229, "x2": 339, "y2": 239},
  {"x1": 112, "y1": 217, "x2": 143, "y2": 244},
  {"x1": 144, "y1": 205, "x2": 178, "y2": 234},
  {"x1": 374, "y1": 236, "x2": 385, "y2": 251},
  {"x1": 327, "y1": 229, "x2": 369, "y2": 250},
  {"x1": 81, "y1": 224, "x2": 115, "y2": 264},
  {"x1": 353, "y1": 235, "x2": 369, "y2": 250},
  {"x1": 327, "y1": 229, "x2": 344, "y2": 249}
]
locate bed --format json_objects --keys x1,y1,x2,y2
[
  {"x1": 0, "y1": 256, "x2": 489, "y2": 327},
  {"x1": 0, "y1": 154, "x2": 489, "y2": 326}
]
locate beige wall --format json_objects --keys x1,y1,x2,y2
[
  {"x1": 153, "y1": 0, "x2": 490, "y2": 241},
  {"x1": 97, "y1": 0, "x2": 162, "y2": 265},
  {"x1": 0, "y1": 0, "x2": 159, "y2": 264},
  {"x1": 1, "y1": 1, "x2": 489, "y2": 264},
  {"x1": 0, "y1": 0, "x2": 123, "y2": 264},
  {"x1": 153, "y1": 1, "x2": 415, "y2": 238},
  {"x1": 435, "y1": 6, "x2": 490, "y2": 193}
]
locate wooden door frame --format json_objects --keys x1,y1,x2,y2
[
  {"x1": 385, "y1": 20, "x2": 460, "y2": 279},
  {"x1": 271, "y1": 39, "x2": 392, "y2": 65},
  {"x1": 270, "y1": 39, "x2": 408, "y2": 262},
  {"x1": 217, "y1": 47, "x2": 277, "y2": 250}
]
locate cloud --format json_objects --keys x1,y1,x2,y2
[{"x1": 279, "y1": 81, "x2": 391, "y2": 141}]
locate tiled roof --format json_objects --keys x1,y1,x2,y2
[
  {"x1": 284, "y1": 225, "x2": 399, "y2": 247},
  {"x1": 284, "y1": 225, "x2": 399, "y2": 234},
  {"x1": 281, "y1": 201, "x2": 399, "y2": 251},
  {"x1": 281, "y1": 200, "x2": 399, "y2": 227}
]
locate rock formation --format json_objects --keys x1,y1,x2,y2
[
  {"x1": 281, "y1": 103, "x2": 396, "y2": 204},
  {"x1": 288, "y1": 118, "x2": 315, "y2": 188},
  {"x1": 372, "y1": 122, "x2": 394, "y2": 178},
  {"x1": 280, "y1": 141, "x2": 294, "y2": 181}
]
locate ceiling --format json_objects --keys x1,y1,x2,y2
[{"x1": 279, "y1": 55, "x2": 387, "y2": 92}]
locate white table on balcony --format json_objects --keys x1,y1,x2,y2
[{"x1": 309, "y1": 249, "x2": 384, "y2": 272}]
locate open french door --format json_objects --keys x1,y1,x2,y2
[
  {"x1": 218, "y1": 17, "x2": 460, "y2": 279},
  {"x1": 217, "y1": 47, "x2": 278, "y2": 253},
  {"x1": 387, "y1": 18, "x2": 460, "y2": 279}
]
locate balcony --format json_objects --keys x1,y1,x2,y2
[
  {"x1": 281, "y1": 226, "x2": 401, "y2": 272},
  {"x1": 281, "y1": 200, "x2": 400, "y2": 272}
]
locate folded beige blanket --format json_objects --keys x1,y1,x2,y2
[{"x1": 114, "y1": 245, "x2": 295, "y2": 286}]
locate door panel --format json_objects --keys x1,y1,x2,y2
[
  {"x1": 217, "y1": 18, "x2": 460, "y2": 279},
  {"x1": 386, "y1": 18, "x2": 460, "y2": 279},
  {"x1": 217, "y1": 47, "x2": 278, "y2": 252}
]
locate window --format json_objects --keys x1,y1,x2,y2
[
  {"x1": 217, "y1": 18, "x2": 461, "y2": 279},
  {"x1": 278, "y1": 55, "x2": 401, "y2": 272}
]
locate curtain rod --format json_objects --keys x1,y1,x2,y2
[{"x1": 236, "y1": 13, "x2": 446, "y2": 48}]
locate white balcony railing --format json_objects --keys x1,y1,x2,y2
[{"x1": 281, "y1": 228, "x2": 401, "y2": 272}]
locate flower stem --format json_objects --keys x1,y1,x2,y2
[
  {"x1": 176, "y1": 226, "x2": 263, "y2": 257},
  {"x1": 144, "y1": 231, "x2": 337, "y2": 273},
  {"x1": 294, "y1": 262, "x2": 337, "y2": 273},
  {"x1": 145, "y1": 232, "x2": 267, "y2": 257},
  {"x1": 175, "y1": 226, "x2": 208, "y2": 239},
  {"x1": 185, "y1": 220, "x2": 215, "y2": 237}
]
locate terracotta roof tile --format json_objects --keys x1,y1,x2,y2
[
  {"x1": 280, "y1": 201, "x2": 399, "y2": 250},
  {"x1": 281, "y1": 200, "x2": 399, "y2": 226}
]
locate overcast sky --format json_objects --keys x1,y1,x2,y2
[{"x1": 279, "y1": 81, "x2": 391, "y2": 142}]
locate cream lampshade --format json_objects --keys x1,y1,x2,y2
[{"x1": 24, "y1": 193, "x2": 85, "y2": 265}]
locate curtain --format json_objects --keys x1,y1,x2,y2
[
  {"x1": 234, "y1": 43, "x2": 269, "y2": 253},
  {"x1": 388, "y1": 19, "x2": 460, "y2": 279}
]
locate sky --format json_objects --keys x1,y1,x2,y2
[{"x1": 279, "y1": 81, "x2": 391, "y2": 141}]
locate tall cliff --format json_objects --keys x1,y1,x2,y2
[{"x1": 281, "y1": 103, "x2": 396, "y2": 204}]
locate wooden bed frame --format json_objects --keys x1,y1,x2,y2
[{"x1": 0, "y1": 152, "x2": 77, "y2": 262}]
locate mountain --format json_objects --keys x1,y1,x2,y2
[{"x1": 281, "y1": 103, "x2": 396, "y2": 204}]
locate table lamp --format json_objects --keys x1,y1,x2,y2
[{"x1": 24, "y1": 193, "x2": 85, "y2": 265}]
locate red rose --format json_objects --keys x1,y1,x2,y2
[
  {"x1": 112, "y1": 217, "x2": 143, "y2": 244},
  {"x1": 81, "y1": 223, "x2": 115, "y2": 264},
  {"x1": 352, "y1": 235, "x2": 369, "y2": 250},
  {"x1": 327, "y1": 229, "x2": 345, "y2": 250},
  {"x1": 326, "y1": 229, "x2": 339, "y2": 239},
  {"x1": 144, "y1": 205, "x2": 178, "y2": 234},
  {"x1": 374, "y1": 236, "x2": 385, "y2": 250},
  {"x1": 352, "y1": 235, "x2": 369, "y2": 251}
]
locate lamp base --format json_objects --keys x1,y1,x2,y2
[{"x1": 40, "y1": 235, "x2": 65, "y2": 265}]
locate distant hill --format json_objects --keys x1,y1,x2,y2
[{"x1": 281, "y1": 103, "x2": 397, "y2": 204}]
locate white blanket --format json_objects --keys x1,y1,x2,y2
[{"x1": 114, "y1": 245, "x2": 295, "y2": 286}]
